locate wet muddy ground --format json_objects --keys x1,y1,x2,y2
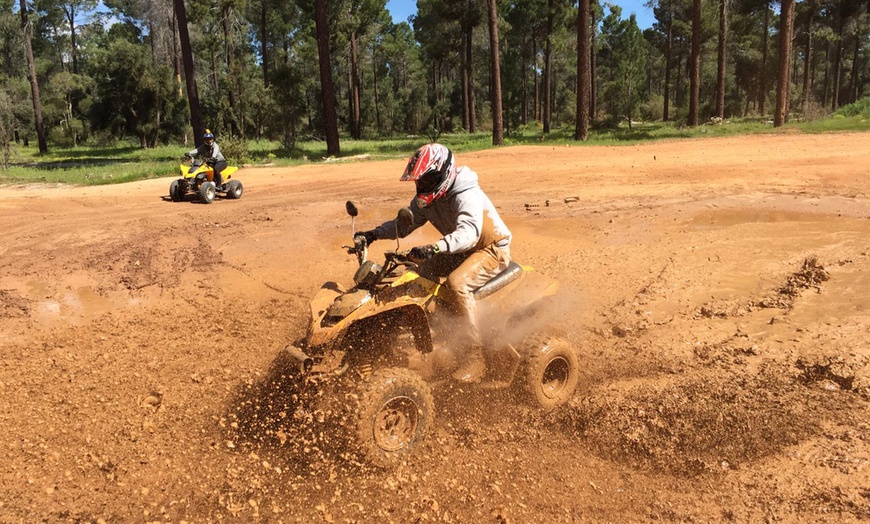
[{"x1": 1, "y1": 133, "x2": 869, "y2": 522}]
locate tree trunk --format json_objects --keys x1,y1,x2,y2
[
  {"x1": 689, "y1": 0, "x2": 701, "y2": 126},
  {"x1": 848, "y1": 36, "x2": 859, "y2": 104},
  {"x1": 521, "y1": 35, "x2": 528, "y2": 125},
  {"x1": 372, "y1": 45, "x2": 381, "y2": 134},
  {"x1": 21, "y1": 0, "x2": 47, "y2": 153},
  {"x1": 664, "y1": 12, "x2": 673, "y2": 121},
  {"x1": 831, "y1": 17, "x2": 844, "y2": 111},
  {"x1": 590, "y1": 5, "x2": 597, "y2": 118},
  {"x1": 575, "y1": 0, "x2": 590, "y2": 141},
  {"x1": 461, "y1": 30, "x2": 470, "y2": 131},
  {"x1": 174, "y1": 0, "x2": 205, "y2": 145},
  {"x1": 466, "y1": 23, "x2": 476, "y2": 133},
  {"x1": 222, "y1": 7, "x2": 239, "y2": 136},
  {"x1": 63, "y1": 4, "x2": 78, "y2": 74},
  {"x1": 822, "y1": 40, "x2": 830, "y2": 107},
  {"x1": 261, "y1": 0, "x2": 269, "y2": 86},
  {"x1": 758, "y1": 2, "x2": 770, "y2": 115},
  {"x1": 148, "y1": 19, "x2": 156, "y2": 65},
  {"x1": 802, "y1": 1, "x2": 815, "y2": 108},
  {"x1": 774, "y1": 0, "x2": 794, "y2": 127},
  {"x1": 543, "y1": 0, "x2": 553, "y2": 133},
  {"x1": 715, "y1": 0, "x2": 728, "y2": 119},
  {"x1": 533, "y1": 37, "x2": 539, "y2": 121},
  {"x1": 350, "y1": 31, "x2": 361, "y2": 139},
  {"x1": 170, "y1": 11, "x2": 183, "y2": 98},
  {"x1": 675, "y1": 36, "x2": 684, "y2": 108},
  {"x1": 314, "y1": 0, "x2": 340, "y2": 156},
  {"x1": 486, "y1": 0, "x2": 503, "y2": 145}
]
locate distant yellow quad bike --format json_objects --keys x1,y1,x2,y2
[{"x1": 170, "y1": 159, "x2": 243, "y2": 204}]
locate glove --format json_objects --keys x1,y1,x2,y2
[
  {"x1": 408, "y1": 244, "x2": 439, "y2": 263},
  {"x1": 353, "y1": 230, "x2": 378, "y2": 247},
  {"x1": 183, "y1": 152, "x2": 192, "y2": 159}
]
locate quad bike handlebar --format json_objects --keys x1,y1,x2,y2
[
  {"x1": 345, "y1": 242, "x2": 414, "y2": 265},
  {"x1": 180, "y1": 155, "x2": 216, "y2": 167},
  {"x1": 343, "y1": 202, "x2": 420, "y2": 289},
  {"x1": 343, "y1": 242, "x2": 419, "y2": 290}
]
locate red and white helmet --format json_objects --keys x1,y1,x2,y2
[{"x1": 400, "y1": 143, "x2": 456, "y2": 208}]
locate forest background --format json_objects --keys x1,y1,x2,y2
[{"x1": 2, "y1": 0, "x2": 870, "y2": 185}]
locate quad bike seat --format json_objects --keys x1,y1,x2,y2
[{"x1": 473, "y1": 261, "x2": 524, "y2": 300}]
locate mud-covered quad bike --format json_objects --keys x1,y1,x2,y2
[
  {"x1": 281, "y1": 202, "x2": 580, "y2": 467},
  {"x1": 170, "y1": 158, "x2": 243, "y2": 204}
]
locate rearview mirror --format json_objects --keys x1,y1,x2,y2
[{"x1": 345, "y1": 201, "x2": 359, "y2": 217}]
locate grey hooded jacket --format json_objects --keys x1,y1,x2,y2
[
  {"x1": 374, "y1": 166, "x2": 511, "y2": 254},
  {"x1": 187, "y1": 142, "x2": 225, "y2": 163}
]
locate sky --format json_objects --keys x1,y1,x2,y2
[{"x1": 384, "y1": 0, "x2": 656, "y2": 30}]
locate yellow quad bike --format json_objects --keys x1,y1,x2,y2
[
  {"x1": 280, "y1": 201, "x2": 580, "y2": 468},
  {"x1": 170, "y1": 158, "x2": 242, "y2": 204}
]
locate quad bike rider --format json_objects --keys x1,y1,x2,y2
[
  {"x1": 356, "y1": 143, "x2": 512, "y2": 383},
  {"x1": 170, "y1": 129, "x2": 242, "y2": 203},
  {"x1": 280, "y1": 145, "x2": 580, "y2": 468}
]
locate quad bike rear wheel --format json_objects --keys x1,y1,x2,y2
[
  {"x1": 354, "y1": 367, "x2": 434, "y2": 468},
  {"x1": 199, "y1": 181, "x2": 216, "y2": 204},
  {"x1": 523, "y1": 336, "x2": 579, "y2": 412},
  {"x1": 226, "y1": 179, "x2": 243, "y2": 199}
]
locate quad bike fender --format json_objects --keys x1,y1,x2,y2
[
  {"x1": 182, "y1": 164, "x2": 213, "y2": 181},
  {"x1": 520, "y1": 264, "x2": 560, "y2": 298},
  {"x1": 310, "y1": 282, "x2": 346, "y2": 317},
  {"x1": 476, "y1": 264, "x2": 559, "y2": 320},
  {"x1": 222, "y1": 166, "x2": 239, "y2": 177},
  {"x1": 308, "y1": 292, "x2": 431, "y2": 349}
]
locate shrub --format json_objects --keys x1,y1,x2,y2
[
  {"x1": 835, "y1": 97, "x2": 870, "y2": 119},
  {"x1": 801, "y1": 100, "x2": 829, "y2": 122},
  {"x1": 643, "y1": 94, "x2": 664, "y2": 122},
  {"x1": 220, "y1": 134, "x2": 251, "y2": 164}
]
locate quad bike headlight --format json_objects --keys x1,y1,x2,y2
[{"x1": 353, "y1": 260, "x2": 382, "y2": 288}]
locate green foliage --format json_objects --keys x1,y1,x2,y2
[
  {"x1": 6, "y1": 111, "x2": 870, "y2": 186},
  {"x1": 87, "y1": 33, "x2": 186, "y2": 147},
  {"x1": 218, "y1": 134, "x2": 251, "y2": 164},
  {"x1": 835, "y1": 98, "x2": 870, "y2": 119},
  {"x1": 600, "y1": 12, "x2": 650, "y2": 128},
  {"x1": 6, "y1": 0, "x2": 870, "y2": 154},
  {"x1": 0, "y1": 89, "x2": 16, "y2": 168}
]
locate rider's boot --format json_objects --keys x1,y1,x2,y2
[{"x1": 451, "y1": 345, "x2": 485, "y2": 383}]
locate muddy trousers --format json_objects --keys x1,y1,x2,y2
[
  {"x1": 420, "y1": 242, "x2": 511, "y2": 347},
  {"x1": 212, "y1": 160, "x2": 227, "y2": 188}
]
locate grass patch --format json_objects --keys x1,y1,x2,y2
[{"x1": 3, "y1": 113, "x2": 869, "y2": 187}]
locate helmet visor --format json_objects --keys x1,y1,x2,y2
[{"x1": 415, "y1": 171, "x2": 441, "y2": 196}]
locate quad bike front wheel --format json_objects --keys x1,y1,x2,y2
[
  {"x1": 169, "y1": 179, "x2": 186, "y2": 202},
  {"x1": 225, "y1": 179, "x2": 243, "y2": 199},
  {"x1": 199, "y1": 181, "x2": 217, "y2": 204},
  {"x1": 523, "y1": 336, "x2": 579, "y2": 412},
  {"x1": 354, "y1": 367, "x2": 434, "y2": 468}
]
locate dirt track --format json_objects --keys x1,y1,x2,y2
[{"x1": 1, "y1": 133, "x2": 869, "y2": 522}]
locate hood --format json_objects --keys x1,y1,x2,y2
[{"x1": 448, "y1": 166, "x2": 478, "y2": 195}]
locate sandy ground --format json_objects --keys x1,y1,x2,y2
[{"x1": 1, "y1": 132, "x2": 869, "y2": 523}]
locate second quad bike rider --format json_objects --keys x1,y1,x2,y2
[
  {"x1": 354, "y1": 143, "x2": 512, "y2": 383},
  {"x1": 186, "y1": 129, "x2": 227, "y2": 189}
]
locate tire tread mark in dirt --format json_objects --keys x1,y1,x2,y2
[{"x1": 225, "y1": 261, "x2": 301, "y2": 296}]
